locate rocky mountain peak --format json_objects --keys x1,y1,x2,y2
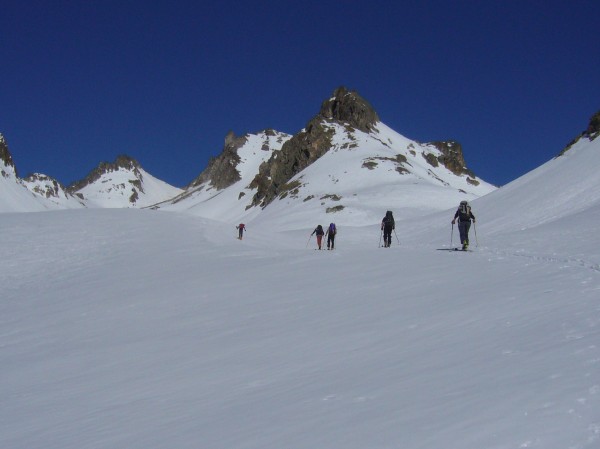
[
  {"x1": 67, "y1": 155, "x2": 142, "y2": 193},
  {"x1": 187, "y1": 131, "x2": 246, "y2": 190},
  {"x1": 248, "y1": 87, "x2": 381, "y2": 208},
  {"x1": 0, "y1": 133, "x2": 18, "y2": 178},
  {"x1": 23, "y1": 173, "x2": 70, "y2": 200},
  {"x1": 318, "y1": 86, "x2": 379, "y2": 132}
]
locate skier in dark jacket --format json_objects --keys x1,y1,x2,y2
[
  {"x1": 452, "y1": 200, "x2": 475, "y2": 250},
  {"x1": 381, "y1": 211, "x2": 395, "y2": 248},
  {"x1": 311, "y1": 224, "x2": 325, "y2": 250},
  {"x1": 325, "y1": 223, "x2": 337, "y2": 250}
]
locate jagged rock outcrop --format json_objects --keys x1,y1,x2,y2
[
  {"x1": 0, "y1": 134, "x2": 17, "y2": 178},
  {"x1": 23, "y1": 173, "x2": 69, "y2": 199},
  {"x1": 319, "y1": 86, "x2": 379, "y2": 132},
  {"x1": 584, "y1": 110, "x2": 600, "y2": 140},
  {"x1": 249, "y1": 87, "x2": 379, "y2": 208},
  {"x1": 426, "y1": 141, "x2": 475, "y2": 178},
  {"x1": 67, "y1": 155, "x2": 143, "y2": 193},
  {"x1": 558, "y1": 110, "x2": 600, "y2": 156},
  {"x1": 188, "y1": 131, "x2": 247, "y2": 190}
]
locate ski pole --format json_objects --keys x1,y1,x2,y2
[
  {"x1": 451, "y1": 222, "x2": 454, "y2": 247},
  {"x1": 379, "y1": 229, "x2": 382, "y2": 247},
  {"x1": 393, "y1": 229, "x2": 400, "y2": 245},
  {"x1": 473, "y1": 222, "x2": 478, "y2": 247},
  {"x1": 306, "y1": 235, "x2": 312, "y2": 248}
]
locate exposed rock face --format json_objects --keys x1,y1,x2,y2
[
  {"x1": 23, "y1": 173, "x2": 68, "y2": 199},
  {"x1": 558, "y1": 110, "x2": 600, "y2": 156},
  {"x1": 426, "y1": 140, "x2": 474, "y2": 177},
  {"x1": 249, "y1": 87, "x2": 379, "y2": 208},
  {"x1": 67, "y1": 155, "x2": 143, "y2": 193},
  {"x1": 0, "y1": 134, "x2": 17, "y2": 178},
  {"x1": 319, "y1": 86, "x2": 379, "y2": 132},
  {"x1": 187, "y1": 131, "x2": 246, "y2": 190},
  {"x1": 249, "y1": 119, "x2": 335, "y2": 207}
]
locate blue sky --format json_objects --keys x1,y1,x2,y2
[{"x1": 1, "y1": 0, "x2": 598, "y2": 188}]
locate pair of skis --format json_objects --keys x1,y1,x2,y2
[{"x1": 450, "y1": 222, "x2": 478, "y2": 251}]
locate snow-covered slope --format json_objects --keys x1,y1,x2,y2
[
  {"x1": 405, "y1": 130, "x2": 600, "y2": 272},
  {"x1": 2, "y1": 118, "x2": 600, "y2": 447},
  {"x1": 163, "y1": 130, "x2": 292, "y2": 222},
  {"x1": 254, "y1": 121, "x2": 495, "y2": 230},
  {"x1": 21, "y1": 173, "x2": 86, "y2": 209},
  {"x1": 477, "y1": 133, "x2": 600, "y2": 233},
  {"x1": 0, "y1": 135, "x2": 69, "y2": 212},
  {"x1": 0, "y1": 171, "x2": 52, "y2": 212},
  {"x1": 1, "y1": 195, "x2": 598, "y2": 449}
]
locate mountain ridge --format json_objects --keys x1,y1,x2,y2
[{"x1": 3, "y1": 90, "x2": 596, "y2": 218}]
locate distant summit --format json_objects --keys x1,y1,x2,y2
[
  {"x1": 67, "y1": 155, "x2": 143, "y2": 195},
  {"x1": 249, "y1": 87, "x2": 384, "y2": 207},
  {"x1": 67, "y1": 155, "x2": 182, "y2": 208},
  {"x1": 319, "y1": 86, "x2": 379, "y2": 132},
  {"x1": 23, "y1": 173, "x2": 82, "y2": 205}
]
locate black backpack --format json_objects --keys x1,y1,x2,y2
[
  {"x1": 383, "y1": 211, "x2": 394, "y2": 227},
  {"x1": 458, "y1": 202, "x2": 471, "y2": 220}
]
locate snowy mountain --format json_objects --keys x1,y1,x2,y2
[
  {"x1": 22, "y1": 173, "x2": 87, "y2": 209},
  {"x1": 2, "y1": 112, "x2": 600, "y2": 448},
  {"x1": 1, "y1": 88, "x2": 493, "y2": 216},
  {"x1": 0, "y1": 134, "x2": 80, "y2": 212},
  {"x1": 160, "y1": 87, "x2": 495, "y2": 227},
  {"x1": 66, "y1": 155, "x2": 183, "y2": 208},
  {"x1": 0, "y1": 136, "x2": 181, "y2": 212}
]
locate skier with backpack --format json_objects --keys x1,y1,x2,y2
[
  {"x1": 236, "y1": 223, "x2": 246, "y2": 240},
  {"x1": 325, "y1": 223, "x2": 337, "y2": 250},
  {"x1": 451, "y1": 200, "x2": 476, "y2": 250},
  {"x1": 310, "y1": 224, "x2": 325, "y2": 250},
  {"x1": 381, "y1": 211, "x2": 395, "y2": 248}
]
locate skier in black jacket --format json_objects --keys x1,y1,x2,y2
[
  {"x1": 452, "y1": 200, "x2": 475, "y2": 250},
  {"x1": 381, "y1": 211, "x2": 395, "y2": 248}
]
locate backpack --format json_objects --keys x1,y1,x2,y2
[
  {"x1": 329, "y1": 223, "x2": 336, "y2": 235},
  {"x1": 383, "y1": 211, "x2": 394, "y2": 227},
  {"x1": 316, "y1": 225, "x2": 324, "y2": 235},
  {"x1": 458, "y1": 202, "x2": 471, "y2": 221}
]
